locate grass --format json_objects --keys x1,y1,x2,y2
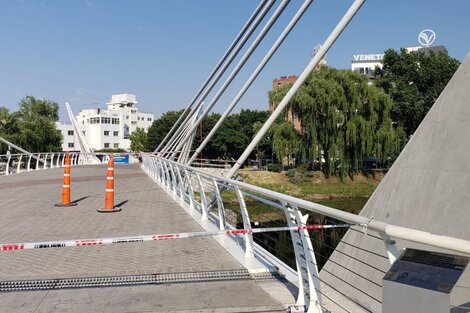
[
  {"x1": 238, "y1": 169, "x2": 383, "y2": 199},
  {"x1": 192, "y1": 169, "x2": 384, "y2": 223}
]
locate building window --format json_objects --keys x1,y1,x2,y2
[
  {"x1": 114, "y1": 143, "x2": 119, "y2": 148},
  {"x1": 104, "y1": 131, "x2": 110, "y2": 136},
  {"x1": 147, "y1": 118, "x2": 152, "y2": 121},
  {"x1": 101, "y1": 117, "x2": 111, "y2": 124},
  {"x1": 104, "y1": 143, "x2": 110, "y2": 148},
  {"x1": 131, "y1": 110, "x2": 137, "y2": 114},
  {"x1": 131, "y1": 121, "x2": 137, "y2": 125},
  {"x1": 68, "y1": 143, "x2": 74, "y2": 148},
  {"x1": 112, "y1": 118, "x2": 120, "y2": 124},
  {"x1": 126, "y1": 116, "x2": 129, "y2": 119},
  {"x1": 82, "y1": 131, "x2": 86, "y2": 135},
  {"x1": 89, "y1": 117, "x2": 100, "y2": 124},
  {"x1": 67, "y1": 130, "x2": 74, "y2": 136},
  {"x1": 113, "y1": 131, "x2": 119, "y2": 136}
]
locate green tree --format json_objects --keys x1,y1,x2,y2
[
  {"x1": 129, "y1": 128, "x2": 148, "y2": 152},
  {"x1": 272, "y1": 121, "x2": 303, "y2": 169},
  {"x1": 145, "y1": 110, "x2": 185, "y2": 151},
  {"x1": 0, "y1": 96, "x2": 62, "y2": 153},
  {"x1": 269, "y1": 67, "x2": 406, "y2": 178},
  {"x1": 209, "y1": 114, "x2": 248, "y2": 159},
  {"x1": 374, "y1": 48, "x2": 460, "y2": 136}
]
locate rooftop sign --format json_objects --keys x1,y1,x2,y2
[
  {"x1": 418, "y1": 29, "x2": 436, "y2": 47},
  {"x1": 352, "y1": 54, "x2": 384, "y2": 62}
]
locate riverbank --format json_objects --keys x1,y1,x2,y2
[
  {"x1": 221, "y1": 169, "x2": 385, "y2": 223},
  {"x1": 238, "y1": 169, "x2": 384, "y2": 199}
]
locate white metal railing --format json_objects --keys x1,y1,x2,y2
[
  {"x1": 141, "y1": 154, "x2": 470, "y2": 313},
  {"x1": 0, "y1": 152, "x2": 139, "y2": 176}
]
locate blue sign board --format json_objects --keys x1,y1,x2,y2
[{"x1": 113, "y1": 154, "x2": 129, "y2": 164}]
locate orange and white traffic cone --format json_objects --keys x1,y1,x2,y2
[
  {"x1": 55, "y1": 152, "x2": 77, "y2": 207},
  {"x1": 97, "y1": 155, "x2": 121, "y2": 213}
]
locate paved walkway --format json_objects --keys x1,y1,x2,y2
[{"x1": 0, "y1": 165, "x2": 287, "y2": 312}]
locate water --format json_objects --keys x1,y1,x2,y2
[{"x1": 228, "y1": 197, "x2": 369, "y2": 270}]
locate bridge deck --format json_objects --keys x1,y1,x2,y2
[{"x1": 0, "y1": 165, "x2": 288, "y2": 312}]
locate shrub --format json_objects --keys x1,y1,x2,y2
[{"x1": 267, "y1": 163, "x2": 282, "y2": 172}]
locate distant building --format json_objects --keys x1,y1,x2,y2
[
  {"x1": 351, "y1": 46, "x2": 448, "y2": 78},
  {"x1": 56, "y1": 122, "x2": 77, "y2": 151},
  {"x1": 351, "y1": 53, "x2": 385, "y2": 78},
  {"x1": 56, "y1": 94, "x2": 154, "y2": 152},
  {"x1": 269, "y1": 47, "x2": 327, "y2": 133},
  {"x1": 270, "y1": 75, "x2": 302, "y2": 132}
]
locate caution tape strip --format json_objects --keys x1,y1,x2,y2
[{"x1": 0, "y1": 224, "x2": 361, "y2": 251}]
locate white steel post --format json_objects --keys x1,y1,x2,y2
[
  {"x1": 184, "y1": 168, "x2": 196, "y2": 211},
  {"x1": 195, "y1": 172, "x2": 209, "y2": 221},
  {"x1": 212, "y1": 179, "x2": 226, "y2": 230},
  {"x1": 27, "y1": 154, "x2": 32, "y2": 171},
  {"x1": 235, "y1": 186, "x2": 254, "y2": 258},
  {"x1": 36, "y1": 154, "x2": 41, "y2": 170},
  {"x1": 17, "y1": 155, "x2": 22, "y2": 173},
  {"x1": 5, "y1": 154, "x2": 11, "y2": 175}
]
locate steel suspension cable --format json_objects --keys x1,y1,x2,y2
[
  {"x1": 159, "y1": 0, "x2": 276, "y2": 156},
  {"x1": 187, "y1": 0, "x2": 313, "y2": 165},
  {"x1": 226, "y1": 0, "x2": 367, "y2": 178},
  {"x1": 169, "y1": 0, "x2": 291, "y2": 160},
  {"x1": 154, "y1": 0, "x2": 269, "y2": 154}
]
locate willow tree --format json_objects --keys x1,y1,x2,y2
[
  {"x1": 272, "y1": 121, "x2": 303, "y2": 169},
  {"x1": 269, "y1": 67, "x2": 406, "y2": 178}
]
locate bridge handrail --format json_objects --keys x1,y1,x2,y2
[
  {"x1": 0, "y1": 152, "x2": 139, "y2": 176},
  {"x1": 141, "y1": 153, "x2": 470, "y2": 312},
  {"x1": 147, "y1": 154, "x2": 470, "y2": 256}
]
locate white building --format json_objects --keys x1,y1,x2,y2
[
  {"x1": 351, "y1": 46, "x2": 448, "y2": 78},
  {"x1": 351, "y1": 53, "x2": 385, "y2": 77},
  {"x1": 56, "y1": 122, "x2": 78, "y2": 151},
  {"x1": 57, "y1": 94, "x2": 154, "y2": 152}
]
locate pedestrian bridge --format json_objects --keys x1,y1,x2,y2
[
  {"x1": 0, "y1": 161, "x2": 294, "y2": 313},
  {"x1": 1, "y1": 153, "x2": 469, "y2": 313}
]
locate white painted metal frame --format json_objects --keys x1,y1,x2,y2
[{"x1": 141, "y1": 154, "x2": 470, "y2": 313}]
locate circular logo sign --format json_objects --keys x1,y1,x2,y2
[{"x1": 418, "y1": 29, "x2": 436, "y2": 47}]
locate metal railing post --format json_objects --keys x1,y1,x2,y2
[
  {"x1": 27, "y1": 154, "x2": 32, "y2": 171},
  {"x1": 175, "y1": 165, "x2": 185, "y2": 201},
  {"x1": 43, "y1": 154, "x2": 48, "y2": 169},
  {"x1": 235, "y1": 186, "x2": 254, "y2": 258},
  {"x1": 195, "y1": 172, "x2": 209, "y2": 221},
  {"x1": 212, "y1": 179, "x2": 226, "y2": 230},
  {"x1": 17, "y1": 155, "x2": 22, "y2": 173},
  {"x1": 282, "y1": 202, "x2": 322, "y2": 312},
  {"x1": 5, "y1": 154, "x2": 11, "y2": 175},
  {"x1": 36, "y1": 154, "x2": 41, "y2": 170},
  {"x1": 184, "y1": 168, "x2": 197, "y2": 211}
]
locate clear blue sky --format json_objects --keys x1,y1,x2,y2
[{"x1": 1, "y1": 0, "x2": 469, "y2": 121}]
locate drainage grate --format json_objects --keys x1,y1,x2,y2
[{"x1": 0, "y1": 269, "x2": 281, "y2": 292}]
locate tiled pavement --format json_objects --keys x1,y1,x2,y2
[{"x1": 0, "y1": 164, "x2": 286, "y2": 312}]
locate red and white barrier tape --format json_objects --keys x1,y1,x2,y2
[{"x1": 0, "y1": 224, "x2": 361, "y2": 251}]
